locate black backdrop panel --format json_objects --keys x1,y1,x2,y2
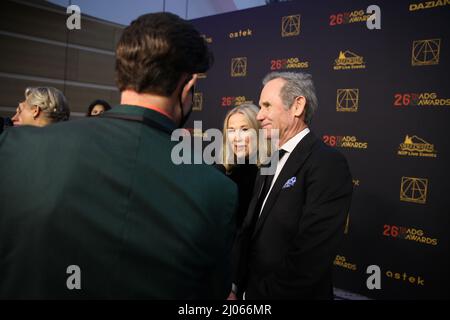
[{"x1": 189, "y1": 0, "x2": 449, "y2": 299}]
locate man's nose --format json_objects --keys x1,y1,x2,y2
[{"x1": 256, "y1": 109, "x2": 264, "y2": 121}]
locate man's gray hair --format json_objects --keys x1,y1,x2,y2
[
  {"x1": 25, "y1": 87, "x2": 70, "y2": 122},
  {"x1": 262, "y1": 72, "x2": 318, "y2": 125}
]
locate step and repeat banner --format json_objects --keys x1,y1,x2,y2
[{"x1": 188, "y1": 0, "x2": 449, "y2": 299}]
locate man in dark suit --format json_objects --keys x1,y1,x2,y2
[
  {"x1": 0, "y1": 13, "x2": 237, "y2": 299},
  {"x1": 230, "y1": 72, "x2": 353, "y2": 299}
]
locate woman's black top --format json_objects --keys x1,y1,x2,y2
[{"x1": 215, "y1": 164, "x2": 258, "y2": 229}]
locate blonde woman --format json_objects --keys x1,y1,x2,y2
[
  {"x1": 12, "y1": 87, "x2": 70, "y2": 127},
  {"x1": 217, "y1": 103, "x2": 268, "y2": 228}
]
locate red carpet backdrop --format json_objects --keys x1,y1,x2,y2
[{"x1": 187, "y1": 0, "x2": 449, "y2": 299}]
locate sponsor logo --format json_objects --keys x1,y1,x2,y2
[
  {"x1": 270, "y1": 57, "x2": 309, "y2": 70},
  {"x1": 409, "y1": 0, "x2": 450, "y2": 11},
  {"x1": 394, "y1": 92, "x2": 450, "y2": 107},
  {"x1": 334, "y1": 255, "x2": 357, "y2": 271},
  {"x1": 337, "y1": 89, "x2": 359, "y2": 112},
  {"x1": 398, "y1": 135, "x2": 437, "y2": 158},
  {"x1": 400, "y1": 177, "x2": 428, "y2": 204},
  {"x1": 221, "y1": 96, "x2": 252, "y2": 107},
  {"x1": 231, "y1": 57, "x2": 247, "y2": 77},
  {"x1": 352, "y1": 179, "x2": 360, "y2": 187},
  {"x1": 334, "y1": 50, "x2": 366, "y2": 70},
  {"x1": 323, "y1": 135, "x2": 368, "y2": 149},
  {"x1": 229, "y1": 28, "x2": 253, "y2": 38},
  {"x1": 281, "y1": 15, "x2": 301, "y2": 37},
  {"x1": 386, "y1": 270, "x2": 425, "y2": 286},
  {"x1": 383, "y1": 224, "x2": 438, "y2": 246},
  {"x1": 412, "y1": 39, "x2": 440, "y2": 66}
]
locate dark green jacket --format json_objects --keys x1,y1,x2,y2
[{"x1": 0, "y1": 105, "x2": 237, "y2": 299}]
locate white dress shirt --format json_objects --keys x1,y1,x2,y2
[
  {"x1": 238, "y1": 128, "x2": 310, "y2": 299},
  {"x1": 259, "y1": 127, "x2": 310, "y2": 216}
]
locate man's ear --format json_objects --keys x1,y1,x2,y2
[
  {"x1": 181, "y1": 74, "x2": 198, "y2": 104},
  {"x1": 292, "y1": 96, "x2": 306, "y2": 118}
]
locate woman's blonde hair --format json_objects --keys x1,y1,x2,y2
[
  {"x1": 25, "y1": 87, "x2": 70, "y2": 122},
  {"x1": 222, "y1": 103, "x2": 269, "y2": 173}
]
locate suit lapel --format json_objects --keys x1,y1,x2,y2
[
  {"x1": 251, "y1": 132, "x2": 318, "y2": 239},
  {"x1": 241, "y1": 172, "x2": 265, "y2": 230}
]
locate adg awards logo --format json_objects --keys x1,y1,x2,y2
[
  {"x1": 334, "y1": 255, "x2": 357, "y2": 271},
  {"x1": 398, "y1": 135, "x2": 437, "y2": 158},
  {"x1": 394, "y1": 92, "x2": 450, "y2": 107},
  {"x1": 412, "y1": 39, "x2": 440, "y2": 66},
  {"x1": 231, "y1": 57, "x2": 247, "y2": 77},
  {"x1": 281, "y1": 15, "x2": 301, "y2": 37},
  {"x1": 383, "y1": 224, "x2": 438, "y2": 246},
  {"x1": 334, "y1": 50, "x2": 366, "y2": 70},
  {"x1": 270, "y1": 57, "x2": 309, "y2": 70},
  {"x1": 323, "y1": 135, "x2": 368, "y2": 149},
  {"x1": 400, "y1": 177, "x2": 428, "y2": 204},
  {"x1": 221, "y1": 95, "x2": 252, "y2": 107},
  {"x1": 336, "y1": 89, "x2": 359, "y2": 112}
]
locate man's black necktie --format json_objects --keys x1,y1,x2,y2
[{"x1": 250, "y1": 149, "x2": 287, "y2": 230}]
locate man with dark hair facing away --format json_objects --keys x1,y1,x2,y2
[{"x1": 0, "y1": 13, "x2": 237, "y2": 299}]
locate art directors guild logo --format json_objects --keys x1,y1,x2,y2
[
  {"x1": 270, "y1": 57, "x2": 309, "y2": 70},
  {"x1": 398, "y1": 135, "x2": 437, "y2": 158},
  {"x1": 192, "y1": 92, "x2": 203, "y2": 111},
  {"x1": 334, "y1": 50, "x2": 366, "y2": 70},
  {"x1": 383, "y1": 224, "x2": 438, "y2": 246},
  {"x1": 281, "y1": 15, "x2": 301, "y2": 37},
  {"x1": 323, "y1": 135, "x2": 368, "y2": 149},
  {"x1": 334, "y1": 255, "x2": 357, "y2": 271},
  {"x1": 329, "y1": 8, "x2": 372, "y2": 26},
  {"x1": 221, "y1": 96, "x2": 252, "y2": 107},
  {"x1": 394, "y1": 92, "x2": 450, "y2": 107},
  {"x1": 337, "y1": 89, "x2": 359, "y2": 112},
  {"x1": 231, "y1": 57, "x2": 247, "y2": 77},
  {"x1": 400, "y1": 176, "x2": 428, "y2": 204},
  {"x1": 412, "y1": 39, "x2": 440, "y2": 66}
]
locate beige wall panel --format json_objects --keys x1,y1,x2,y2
[
  {"x1": 0, "y1": 35, "x2": 66, "y2": 79},
  {"x1": 0, "y1": 1, "x2": 68, "y2": 43}
]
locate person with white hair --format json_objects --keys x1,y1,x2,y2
[{"x1": 12, "y1": 86, "x2": 70, "y2": 127}]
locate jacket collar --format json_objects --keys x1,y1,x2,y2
[
  {"x1": 105, "y1": 105, "x2": 177, "y2": 134},
  {"x1": 251, "y1": 131, "x2": 318, "y2": 238}
]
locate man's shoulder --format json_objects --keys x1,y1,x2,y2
[
  {"x1": 3, "y1": 118, "x2": 98, "y2": 140},
  {"x1": 190, "y1": 163, "x2": 237, "y2": 193},
  {"x1": 310, "y1": 136, "x2": 347, "y2": 163}
]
